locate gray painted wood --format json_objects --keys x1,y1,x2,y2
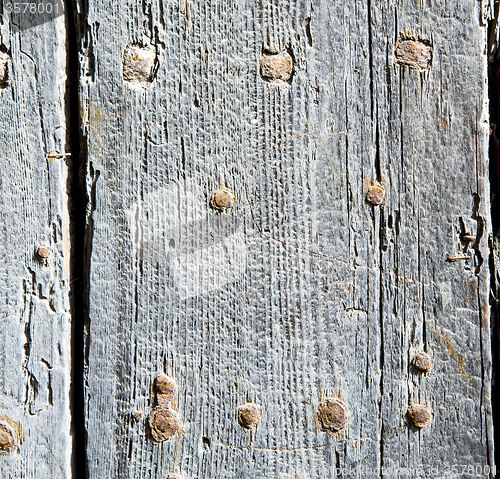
[
  {"x1": 82, "y1": 0, "x2": 494, "y2": 477},
  {"x1": 0, "y1": 15, "x2": 72, "y2": 479}
]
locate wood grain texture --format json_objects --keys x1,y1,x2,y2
[
  {"x1": 0, "y1": 15, "x2": 72, "y2": 479},
  {"x1": 81, "y1": 0, "x2": 494, "y2": 477}
]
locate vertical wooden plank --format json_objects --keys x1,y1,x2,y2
[
  {"x1": 0, "y1": 11, "x2": 72, "y2": 479},
  {"x1": 370, "y1": 1, "x2": 494, "y2": 475},
  {"x1": 82, "y1": 0, "x2": 493, "y2": 478}
]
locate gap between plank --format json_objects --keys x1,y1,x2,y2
[
  {"x1": 488, "y1": 4, "x2": 500, "y2": 476},
  {"x1": 65, "y1": 0, "x2": 89, "y2": 477}
]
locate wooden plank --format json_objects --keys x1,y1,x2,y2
[
  {"x1": 0, "y1": 14, "x2": 72, "y2": 479},
  {"x1": 82, "y1": 0, "x2": 494, "y2": 477}
]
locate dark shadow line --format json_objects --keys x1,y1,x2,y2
[
  {"x1": 65, "y1": 0, "x2": 89, "y2": 477},
  {"x1": 488, "y1": 8, "x2": 500, "y2": 478}
]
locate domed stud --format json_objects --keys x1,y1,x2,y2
[
  {"x1": 317, "y1": 398, "x2": 350, "y2": 434},
  {"x1": 211, "y1": 187, "x2": 236, "y2": 213},
  {"x1": 149, "y1": 406, "x2": 183, "y2": 442},
  {"x1": 154, "y1": 374, "x2": 178, "y2": 403},
  {"x1": 407, "y1": 404, "x2": 432, "y2": 429},
  {"x1": 412, "y1": 351, "x2": 432, "y2": 373},
  {"x1": 35, "y1": 245, "x2": 51, "y2": 265},
  {"x1": 366, "y1": 183, "x2": 386, "y2": 206},
  {"x1": 238, "y1": 402, "x2": 262, "y2": 430}
]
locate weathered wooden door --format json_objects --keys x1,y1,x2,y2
[{"x1": 0, "y1": 0, "x2": 497, "y2": 477}]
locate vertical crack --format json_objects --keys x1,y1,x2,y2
[
  {"x1": 66, "y1": 0, "x2": 89, "y2": 477},
  {"x1": 488, "y1": 2, "x2": 500, "y2": 475}
]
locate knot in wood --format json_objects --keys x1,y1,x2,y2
[
  {"x1": 122, "y1": 44, "x2": 156, "y2": 85},
  {"x1": 260, "y1": 51, "x2": 293, "y2": 83},
  {"x1": 238, "y1": 403, "x2": 262, "y2": 429},
  {"x1": 149, "y1": 406, "x2": 182, "y2": 442},
  {"x1": 394, "y1": 40, "x2": 432, "y2": 71},
  {"x1": 0, "y1": 422, "x2": 16, "y2": 454},
  {"x1": 407, "y1": 404, "x2": 431, "y2": 428},
  {"x1": 317, "y1": 398, "x2": 350, "y2": 433},
  {"x1": 154, "y1": 374, "x2": 178, "y2": 402},
  {"x1": 366, "y1": 184, "x2": 386, "y2": 206},
  {"x1": 412, "y1": 351, "x2": 432, "y2": 373},
  {"x1": 211, "y1": 187, "x2": 236, "y2": 212}
]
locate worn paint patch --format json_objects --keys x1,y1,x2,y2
[
  {"x1": 395, "y1": 38, "x2": 432, "y2": 71},
  {"x1": 435, "y1": 328, "x2": 467, "y2": 378},
  {"x1": 127, "y1": 178, "x2": 246, "y2": 299}
]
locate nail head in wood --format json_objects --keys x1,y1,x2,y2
[
  {"x1": 366, "y1": 184, "x2": 386, "y2": 206},
  {"x1": 395, "y1": 39, "x2": 432, "y2": 71},
  {"x1": 407, "y1": 404, "x2": 431, "y2": 428},
  {"x1": 154, "y1": 374, "x2": 178, "y2": 401},
  {"x1": 149, "y1": 406, "x2": 182, "y2": 442},
  {"x1": 36, "y1": 245, "x2": 51, "y2": 264},
  {"x1": 238, "y1": 402, "x2": 262, "y2": 430},
  {"x1": 260, "y1": 51, "x2": 293, "y2": 83},
  {"x1": 122, "y1": 44, "x2": 156, "y2": 85},
  {"x1": 317, "y1": 398, "x2": 350, "y2": 434},
  {"x1": 0, "y1": 421, "x2": 16, "y2": 454},
  {"x1": 211, "y1": 187, "x2": 236, "y2": 212},
  {"x1": 412, "y1": 351, "x2": 432, "y2": 373},
  {"x1": 461, "y1": 234, "x2": 475, "y2": 243},
  {"x1": 447, "y1": 254, "x2": 471, "y2": 262}
]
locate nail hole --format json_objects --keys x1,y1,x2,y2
[{"x1": 202, "y1": 436, "x2": 211, "y2": 451}]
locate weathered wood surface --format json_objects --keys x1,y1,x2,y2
[
  {"x1": 0, "y1": 14, "x2": 72, "y2": 479},
  {"x1": 81, "y1": 0, "x2": 494, "y2": 478}
]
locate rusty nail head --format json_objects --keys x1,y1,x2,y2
[
  {"x1": 412, "y1": 351, "x2": 432, "y2": 373},
  {"x1": 238, "y1": 402, "x2": 262, "y2": 430},
  {"x1": 0, "y1": 421, "x2": 15, "y2": 454},
  {"x1": 211, "y1": 187, "x2": 236, "y2": 212},
  {"x1": 407, "y1": 404, "x2": 431, "y2": 428},
  {"x1": 36, "y1": 245, "x2": 50, "y2": 260},
  {"x1": 461, "y1": 234, "x2": 475, "y2": 243},
  {"x1": 149, "y1": 406, "x2": 183, "y2": 442},
  {"x1": 366, "y1": 184, "x2": 386, "y2": 206},
  {"x1": 318, "y1": 398, "x2": 350, "y2": 434},
  {"x1": 154, "y1": 374, "x2": 178, "y2": 401},
  {"x1": 447, "y1": 254, "x2": 471, "y2": 262},
  {"x1": 260, "y1": 51, "x2": 294, "y2": 83},
  {"x1": 122, "y1": 44, "x2": 156, "y2": 84},
  {"x1": 394, "y1": 39, "x2": 432, "y2": 71}
]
